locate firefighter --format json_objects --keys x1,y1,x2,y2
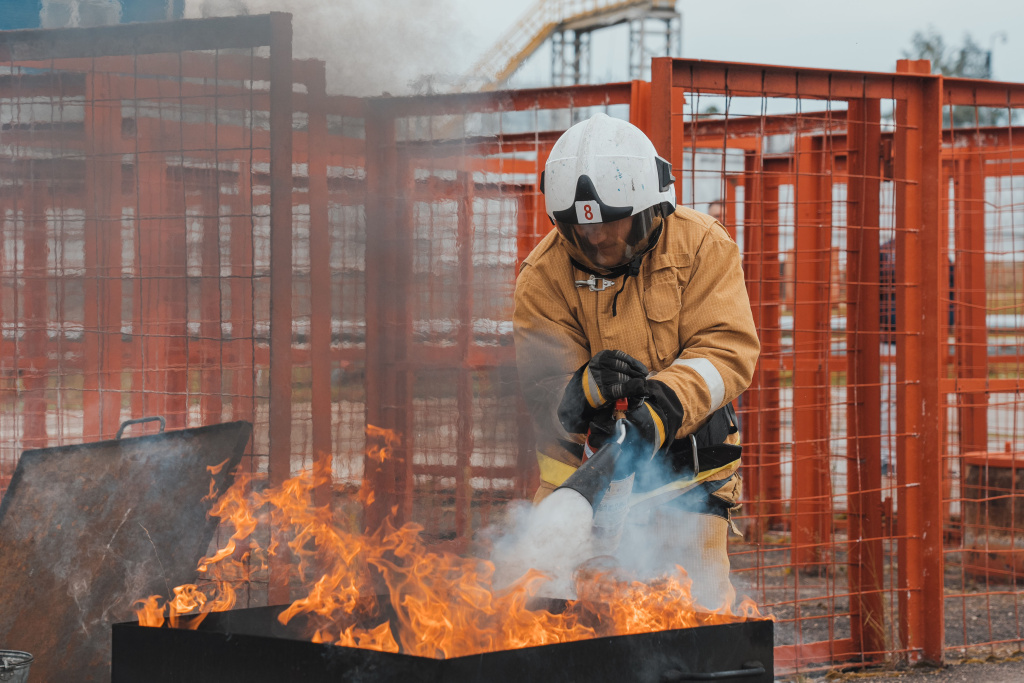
[{"x1": 513, "y1": 113, "x2": 760, "y2": 608}]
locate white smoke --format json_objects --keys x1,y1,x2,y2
[
  {"x1": 489, "y1": 490, "x2": 595, "y2": 599},
  {"x1": 484, "y1": 443, "x2": 741, "y2": 611},
  {"x1": 188, "y1": 0, "x2": 472, "y2": 96}
]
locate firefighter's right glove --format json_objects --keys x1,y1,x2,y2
[
  {"x1": 557, "y1": 350, "x2": 649, "y2": 435},
  {"x1": 622, "y1": 381, "x2": 684, "y2": 460}
]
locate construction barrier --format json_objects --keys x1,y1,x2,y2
[{"x1": 1, "y1": 14, "x2": 1023, "y2": 673}]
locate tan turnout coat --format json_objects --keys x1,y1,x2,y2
[{"x1": 513, "y1": 206, "x2": 760, "y2": 499}]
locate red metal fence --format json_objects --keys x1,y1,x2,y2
[{"x1": 1, "y1": 14, "x2": 1024, "y2": 674}]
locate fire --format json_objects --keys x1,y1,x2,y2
[
  {"x1": 135, "y1": 440, "x2": 767, "y2": 658},
  {"x1": 365, "y1": 424, "x2": 399, "y2": 462}
]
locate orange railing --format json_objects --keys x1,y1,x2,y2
[{"x1": 2, "y1": 15, "x2": 1024, "y2": 675}]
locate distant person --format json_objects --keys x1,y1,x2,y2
[
  {"x1": 707, "y1": 199, "x2": 725, "y2": 224},
  {"x1": 879, "y1": 238, "x2": 954, "y2": 343}
]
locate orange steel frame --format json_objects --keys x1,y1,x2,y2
[
  {"x1": 3, "y1": 14, "x2": 1024, "y2": 674},
  {"x1": 648, "y1": 57, "x2": 947, "y2": 667}
]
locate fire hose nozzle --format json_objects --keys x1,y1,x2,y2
[{"x1": 555, "y1": 418, "x2": 628, "y2": 509}]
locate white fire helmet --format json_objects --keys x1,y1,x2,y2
[{"x1": 542, "y1": 113, "x2": 676, "y2": 274}]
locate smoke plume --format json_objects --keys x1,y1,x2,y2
[{"x1": 190, "y1": 0, "x2": 473, "y2": 96}]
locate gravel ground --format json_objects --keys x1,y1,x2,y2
[
  {"x1": 725, "y1": 532, "x2": 1024, "y2": 681},
  {"x1": 787, "y1": 654, "x2": 1024, "y2": 682}
]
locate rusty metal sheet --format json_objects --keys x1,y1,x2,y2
[{"x1": 0, "y1": 420, "x2": 252, "y2": 683}]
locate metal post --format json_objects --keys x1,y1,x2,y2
[
  {"x1": 742, "y1": 151, "x2": 784, "y2": 534},
  {"x1": 363, "y1": 104, "x2": 397, "y2": 533},
  {"x1": 894, "y1": 59, "x2": 945, "y2": 663},
  {"x1": 22, "y1": 182, "x2": 49, "y2": 450},
  {"x1": 955, "y1": 153, "x2": 988, "y2": 454},
  {"x1": 394, "y1": 154, "x2": 415, "y2": 524},
  {"x1": 918, "y1": 70, "x2": 947, "y2": 667},
  {"x1": 229, "y1": 148, "x2": 255, "y2": 424},
  {"x1": 82, "y1": 75, "x2": 102, "y2": 441},
  {"x1": 455, "y1": 170, "x2": 475, "y2": 539},
  {"x1": 846, "y1": 97, "x2": 885, "y2": 658},
  {"x1": 306, "y1": 61, "x2": 333, "y2": 509},
  {"x1": 199, "y1": 177, "x2": 223, "y2": 426},
  {"x1": 82, "y1": 72, "x2": 126, "y2": 439},
  {"x1": 161, "y1": 135, "x2": 188, "y2": 431},
  {"x1": 267, "y1": 11, "x2": 294, "y2": 604},
  {"x1": 649, "y1": 58, "x2": 683, "y2": 205},
  {"x1": 792, "y1": 134, "x2": 832, "y2": 571}
]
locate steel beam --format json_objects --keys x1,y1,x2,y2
[
  {"x1": 0, "y1": 13, "x2": 281, "y2": 61},
  {"x1": 267, "y1": 11, "x2": 294, "y2": 605},
  {"x1": 845, "y1": 97, "x2": 886, "y2": 660},
  {"x1": 893, "y1": 59, "x2": 945, "y2": 664},
  {"x1": 791, "y1": 134, "x2": 832, "y2": 572},
  {"x1": 306, "y1": 61, "x2": 333, "y2": 509}
]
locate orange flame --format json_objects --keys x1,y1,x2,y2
[
  {"x1": 135, "y1": 467, "x2": 768, "y2": 657},
  {"x1": 365, "y1": 424, "x2": 399, "y2": 462}
]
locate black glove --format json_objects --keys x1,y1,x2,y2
[
  {"x1": 579, "y1": 381, "x2": 683, "y2": 462},
  {"x1": 622, "y1": 380, "x2": 684, "y2": 459},
  {"x1": 581, "y1": 404, "x2": 618, "y2": 453},
  {"x1": 557, "y1": 350, "x2": 649, "y2": 436},
  {"x1": 583, "y1": 350, "x2": 650, "y2": 406}
]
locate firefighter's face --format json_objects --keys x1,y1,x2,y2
[{"x1": 574, "y1": 216, "x2": 633, "y2": 268}]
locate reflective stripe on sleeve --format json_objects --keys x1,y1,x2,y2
[
  {"x1": 628, "y1": 461, "x2": 738, "y2": 510},
  {"x1": 671, "y1": 357, "x2": 725, "y2": 418},
  {"x1": 537, "y1": 451, "x2": 580, "y2": 488},
  {"x1": 583, "y1": 366, "x2": 605, "y2": 408},
  {"x1": 644, "y1": 402, "x2": 665, "y2": 449}
]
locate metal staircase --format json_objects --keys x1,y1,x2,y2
[{"x1": 459, "y1": 0, "x2": 681, "y2": 91}]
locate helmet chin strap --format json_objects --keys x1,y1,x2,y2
[{"x1": 610, "y1": 255, "x2": 643, "y2": 317}]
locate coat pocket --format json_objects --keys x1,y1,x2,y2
[{"x1": 644, "y1": 270, "x2": 682, "y2": 361}]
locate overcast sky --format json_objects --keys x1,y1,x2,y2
[
  {"x1": 461, "y1": 0, "x2": 1024, "y2": 87},
  {"x1": 188, "y1": 0, "x2": 1024, "y2": 95}
]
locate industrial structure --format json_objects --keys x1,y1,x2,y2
[
  {"x1": 0, "y1": 0, "x2": 184, "y2": 30},
  {"x1": 0, "y1": 9, "x2": 1023, "y2": 679},
  {"x1": 460, "y1": 0, "x2": 682, "y2": 89}
]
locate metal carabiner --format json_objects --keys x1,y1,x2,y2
[{"x1": 574, "y1": 274, "x2": 616, "y2": 292}]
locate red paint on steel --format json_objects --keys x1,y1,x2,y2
[
  {"x1": 917, "y1": 70, "x2": 947, "y2": 667},
  {"x1": 22, "y1": 185, "x2": 49, "y2": 450},
  {"x1": 791, "y1": 133, "x2": 833, "y2": 573},
  {"x1": 267, "y1": 10, "x2": 295, "y2": 604},
  {"x1": 306, "y1": 61, "x2": 333, "y2": 510},
  {"x1": 456, "y1": 170, "x2": 475, "y2": 540},
  {"x1": 845, "y1": 97, "x2": 886, "y2": 659},
  {"x1": 362, "y1": 107, "x2": 398, "y2": 534}
]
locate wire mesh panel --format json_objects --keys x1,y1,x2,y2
[
  {"x1": 0, "y1": 14, "x2": 308, "y2": 611},
  {"x1": 647, "y1": 58, "x2": 951, "y2": 671},
  {"x1": 939, "y1": 76, "x2": 1024, "y2": 658},
  {"x1": 0, "y1": 17, "x2": 296, "y2": 496},
  {"x1": 357, "y1": 85, "x2": 640, "y2": 545},
  {"x1": 5, "y1": 16, "x2": 1024, "y2": 672}
]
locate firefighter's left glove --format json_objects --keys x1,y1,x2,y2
[
  {"x1": 584, "y1": 350, "x2": 650, "y2": 406},
  {"x1": 622, "y1": 380, "x2": 684, "y2": 460}
]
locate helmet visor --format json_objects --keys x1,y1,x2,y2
[{"x1": 556, "y1": 208, "x2": 660, "y2": 274}]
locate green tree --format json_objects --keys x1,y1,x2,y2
[{"x1": 904, "y1": 28, "x2": 1010, "y2": 127}]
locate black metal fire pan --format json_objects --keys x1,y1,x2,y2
[
  {"x1": 112, "y1": 605, "x2": 773, "y2": 683},
  {"x1": 0, "y1": 420, "x2": 253, "y2": 683}
]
